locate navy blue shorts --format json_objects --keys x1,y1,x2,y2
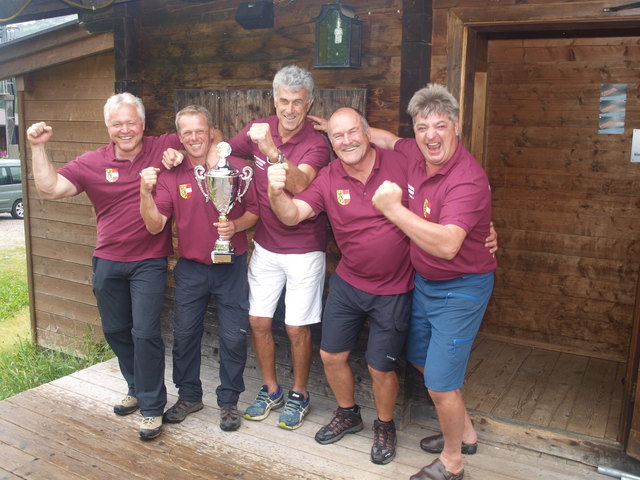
[
  {"x1": 321, "y1": 273, "x2": 412, "y2": 372},
  {"x1": 407, "y1": 272, "x2": 494, "y2": 392}
]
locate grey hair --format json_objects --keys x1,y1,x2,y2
[
  {"x1": 407, "y1": 83, "x2": 459, "y2": 124},
  {"x1": 175, "y1": 105, "x2": 214, "y2": 133},
  {"x1": 103, "y1": 92, "x2": 145, "y2": 126},
  {"x1": 272, "y1": 65, "x2": 314, "y2": 102}
]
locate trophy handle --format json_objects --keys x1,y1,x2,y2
[
  {"x1": 193, "y1": 165, "x2": 210, "y2": 201},
  {"x1": 236, "y1": 166, "x2": 254, "y2": 203}
]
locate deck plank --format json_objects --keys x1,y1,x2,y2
[
  {"x1": 567, "y1": 357, "x2": 614, "y2": 438},
  {"x1": 0, "y1": 356, "x2": 637, "y2": 480},
  {"x1": 491, "y1": 347, "x2": 560, "y2": 422}
]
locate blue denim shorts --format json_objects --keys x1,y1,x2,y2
[{"x1": 407, "y1": 272, "x2": 494, "y2": 392}]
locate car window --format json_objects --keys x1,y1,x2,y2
[
  {"x1": 0, "y1": 167, "x2": 9, "y2": 185},
  {"x1": 9, "y1": 166, "x2": 21, "y2": 184}
]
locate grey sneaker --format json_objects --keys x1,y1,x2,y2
[
  {"x1": 114, "y1": 395, "x2": 138, "y2": 416},
  {"x1": 278, "y1": 390, "x2": 310, "y2": 430},
  {"x1": 139, "y1": 415, "x2": 163, "y2": 441},
  {"x1": 163, "y1": 400, "x2": 204, "y2": 424},
  {"x1": 244, "y1": 384, "x2": 285, "y2": 421},
  {"x1": 220, "y1": 405, "x2": 241, "y2": 431}
]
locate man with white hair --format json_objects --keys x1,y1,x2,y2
[{"x1": 26, "y1": 92, "x2": 183, "y2": 441}]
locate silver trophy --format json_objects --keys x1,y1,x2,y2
[{"x1": 194, "y1": 141, "x2": 253, "y2": 264}]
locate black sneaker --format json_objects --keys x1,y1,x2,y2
[
  {"x1": 371, "y1": 419, "x2": 397, "y2": 465},
  {"x1": 162, "y1": 400, "x2": 204, "y2": 424},
  {"x1": 315, "y1": 406, "x2": 364, "y2": 445},
  {"x1": 220, "y1": 405, "x2": 241, "y2": 431}
]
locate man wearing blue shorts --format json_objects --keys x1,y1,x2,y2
[{"x1": 372, "y1": 84, "x2": 497, "y2": 480}]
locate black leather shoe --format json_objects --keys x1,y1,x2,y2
[
  {"x1": 420, "y1": 432, "x2": 477, "y2": 455},
  {"x1": 410, "y1": 458, "x2": 464, "y2": 480}
]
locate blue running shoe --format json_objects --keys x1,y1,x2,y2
[
  {"x1": 244, "y1": 384, "x2": 284, "y2": 421},
  {"x1": 278, "y1": 390, "x2": 310, "y2": 430}
]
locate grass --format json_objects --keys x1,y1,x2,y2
[
  {"x1": 0, "y1": 248, "x2": 29, "y2": 325},
  {"x1": 0, "y1": 246, "x2": 113, "y2": 401}
]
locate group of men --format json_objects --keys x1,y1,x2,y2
[{"x1": 27, "y1": 64, "x2": 496, "y2": 480}]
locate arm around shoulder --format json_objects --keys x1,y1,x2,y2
[{"x1": 369, "y1": 127, "x2": 400, "y2": 150}]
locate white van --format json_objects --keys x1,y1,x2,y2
[{"x1": 0, "y1": 159, "x2": 24, "y2": 219}]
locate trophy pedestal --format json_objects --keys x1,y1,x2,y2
[{"x1": 212, "y1": 240, "x2": 234, "y2": 264}]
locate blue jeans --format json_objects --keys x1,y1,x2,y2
[
  {"x1": 92, "y1": 257, "x2": 168, "y2": 416},
  {"x1": 173, "y1": 256, "x2": 249, "y2": 407}
]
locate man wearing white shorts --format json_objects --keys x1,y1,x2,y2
[{"x1": 227, "y1": 65, "x2": 331, "y2": 430}]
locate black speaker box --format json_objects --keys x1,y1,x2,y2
[{"x1": 235, "y1": 1, "x2": 274, "y2": 30}]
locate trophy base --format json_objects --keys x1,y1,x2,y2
[{"x1": 212, "y1": 251, "x2": 234, "y2": 264}]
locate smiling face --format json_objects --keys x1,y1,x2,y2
[
  {"x1": 177, "y1": 113, "x2": 213, "y2": 164},
  {"x1": 274, "y1": 85, "x2": 312, "y2": 140},
  {"x1": 413, "y1": 111, "x2": 459, "y2": 174},
  {"x1": 107, "y1": 104, "x2": 145, "y2": 160},
  {"x1": 328, "y1": 108, "x2": 373, "y2": 171}
]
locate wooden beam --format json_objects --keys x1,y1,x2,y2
[
  {"x1": 399, "y1": 0, "x2": 432, "y2": 138},
  {"x1": 113, "y1": 2, "x2": 141, "y2": 96}
]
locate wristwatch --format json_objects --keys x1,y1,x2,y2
[{"x1": 268, "y1": 151, "x2": 286, "y2": 164}]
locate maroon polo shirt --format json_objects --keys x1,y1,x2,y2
[
  {"x1": 228, "y1": 116, "x2": 331, "y2": 253},
  {"x1": 296, "y1": 144, "x2": 414, "y2": 295},
  {"x1": 58, "y1": 133, "x2": 182, "y2": 261},
  {"x1": 395, "y1": 138, "x2": 497, "y2": 280},
  {"x1": 153, "y1": 157, "x2": 259, "y2": 265}
]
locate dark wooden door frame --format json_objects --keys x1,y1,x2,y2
[{"x1": 441, "y1": 2, "x2": 640, "y2": 452}]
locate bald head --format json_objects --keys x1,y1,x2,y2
[{"x1": 327, "y1": 107, "x2": 373, "y2": 170}]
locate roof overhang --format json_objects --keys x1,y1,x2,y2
[{"x1": 0, "y1": 21, "x2": 113, "y2": 80}]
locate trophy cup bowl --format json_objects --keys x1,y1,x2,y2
[{"x1": 194, "y1": 142, "x2": 253, "y2": 264}]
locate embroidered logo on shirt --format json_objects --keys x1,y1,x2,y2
[
  {"x1": 408, "y1": 183, "x2": 415, "y2": 200},
  {"x1": 336, "y1": 189, "x2": 351, "y2": 206},
  {"x1": 423, "y1": 198, "x2": 432, "y2": 218},
  {"x1": 105, "y1": 168, "x2": 119, "y2": 183},
  {"x1": 179, "y1": 184, "x2": 192, "y2": 199}
]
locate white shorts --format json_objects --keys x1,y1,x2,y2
[{"x1": 248, "y1": 241, "x2": 326, "y2": 326}]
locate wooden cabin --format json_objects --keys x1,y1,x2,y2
[{"x1": 1, "y1": 0, "x2": 640, "y2": 467}]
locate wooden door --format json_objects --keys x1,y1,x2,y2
[{"x1": 480, "y1": 34, "x2": 640, "y2": 444}]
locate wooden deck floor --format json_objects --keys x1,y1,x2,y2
[
  {"x1": 465, "y1": 336, "x2": 624, "y2": 442},
  {"x1": 1, "y1": 355, "x2": 636, "y2": 480}
]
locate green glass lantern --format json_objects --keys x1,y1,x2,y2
[{"x1": 313, "y1": 3, "x2": 362, "y2": 68}]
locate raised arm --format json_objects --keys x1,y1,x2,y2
[
  {"x1": 372, "y1": 180, "x2": 466, "y2": 260},
  {"x1": 139, "y1": 166, "x2": 169, "y2": 235},
  {"x1": 247, "y1": 122, "x2": 317, "y2": 194},
  {"x1": 267, "y1": 163, "x2": 316, "y2": 225},
  {"x1": 27, "y1": 122, "x2": 78, "y2": 199}
]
